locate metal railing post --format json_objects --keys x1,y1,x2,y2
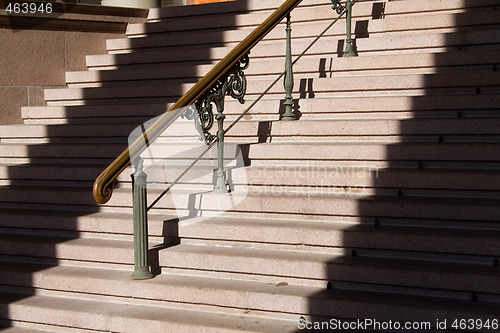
[
  {"x1": 213, "y1": 110, "x2": 228, "y2": 193},
  {"x1": 131, "y1": 158, "x2": 153, "y2": 280},
  {"x1": 281, "y1": 13, "x2": 296, "y2": 121},
  {"x1": 343, "y1": 0, "x2": 357, "y2": 57}
]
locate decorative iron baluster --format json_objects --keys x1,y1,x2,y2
[
  {"x1": 282, "y1": 13, "x2": 295, "y2": 121},
  {"x1": 131, "y1": 158, "x2": 153, "y2": 280},
  {"x1": 332, "y1": 0, "x2": 357, "y2": 57},
  {"x1": 194, "y1": 54, "x2": 249, "y2": 192}
]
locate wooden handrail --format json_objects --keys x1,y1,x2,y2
[{"x1": 93, "y1": 0, "x2": 303, "y2": 204}]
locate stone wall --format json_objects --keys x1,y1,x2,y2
[{"x1": 0, "y1": 4, "x2": 147, "y2": 124}]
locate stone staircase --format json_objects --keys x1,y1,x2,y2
[{"x1": 1, "y1": 0, "x2": 500, "y2": 331}]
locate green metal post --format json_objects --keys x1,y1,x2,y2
[
  {"x1": 131, "y1": 158, "x2": 154, "y2": 280},
  {"x1": 213, "y1": 110, "x2": 228, "y2": 193},
  {"x1": 281, "y1": 13, "x2": 296, "y2": 121},
  {"x1": 343, "y1": 0, "x2": 357, "y2": 57}
]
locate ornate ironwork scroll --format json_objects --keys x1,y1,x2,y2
[
  {"x1": 194, "y1": 53, "x2": 249, "y2": 145},
  {"x1": 331, "y1": 0, "x2": 345, "y2": 14}
]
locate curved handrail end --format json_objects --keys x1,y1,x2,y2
[{"x1": 93, "y1": 174, "x2": 113, "y2": 204}]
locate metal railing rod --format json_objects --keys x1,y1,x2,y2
[{"x1": 146, "y1": 140, "x2": 216, "y2": 211}]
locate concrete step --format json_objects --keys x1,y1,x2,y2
[
  {"x1": 22, "y1": 93, "x2": 500, "y2": 124},
  {"x1": 1, "y1": 182, "x2": 498, "y2": 222},
  {"x1": 381, "y1": 0, "x2": 500, "y2": 17},
  {"x1": 0, "y1": 327, "x2": 48, "y2": 333},
  {"x1": 1, "y1": 139, "x2": 498, "y2": 166},
  {"x1": 0, "y1": 163, "x2": 103, "y2": 187},
  {"x1": 0, "y1": 123, "x2": 143, "y2": 143},
  {"x1": 262, "y1": 117, "x2": 500, "y2": 140},
  {"x1": 88, "y1": 36, "x2": 500, "y2": 72},
  {"x1": 326, "y1": 49, "x2": 500, "y2": 76},
  {"x1": 156, "y1": 243, "x2": 500, "y2": 299},
  {"x1": 9, "y1": 116, "x2": 499, "y2": 143},
  {"x1": 64, "y1": 69, "x2": 500, "y2": 100},
  {"x1": 0, "y1": 233, "x2": 131, "y2": 266},
  {"x1": 240, "y1": 141, "x2": 500, "y2": 162},
  {"x1": 356, "y1": 27, "x2": 500, "y2": 56},
  {"x1": 0, "y1": 142, "x2": 127, "y2": 160},
  {"x1": 0, "y1": 290, "x2": 298, "y2": 333},
  {"x1": 21, "y1": 104, "x2": 168, "y2": 124},
  {"x1": 4, "y1": 155, "x2": 498, "y2": 189},
  {"x1": 106, "y1": 9, "x2": 500, "y2": 53}
]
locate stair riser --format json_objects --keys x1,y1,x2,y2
[
  {"x1": 0, "y1": 238, "x2": 131, "y2": 265},
  {"x1": 0, "y1": 144, "x2": 127, "y2": 159},
  {"x1": 243, "y1": 142, "x2": 500, "y2": 162},
  {"x1": 356, "y1": 28, "x2": 500, "y2": 55},
  {"x1": 23, "y1": 94, "x2": 500, "y2": 123},
  {"x1": 1, "y1": 301, "x2": 254, "y2": 333},
  {"x1": 3, "y1": 140, "x2": 498, "y2": 161},
  {"x1": 0, "y1": 124, "x2": 142, "y2": 140}
]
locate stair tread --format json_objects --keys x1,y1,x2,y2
[
  {"x1": 0, "y1": 291, "x2": 298, "y2": 332},
  {"x1": 0, "y1": 328, "x2": 49, "y2": 333}
]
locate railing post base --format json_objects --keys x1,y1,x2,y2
[
  {"x1": 131, "y1": 267, "x2": 154, "y2": 280},
  {"x1": 342, "y1": 44, "x2": 357, "y2": 57},
  {"x1": 131, "y1": 158, "x2": 153, "y2": 280},
  {"x1": 342, "y1": 0, "x2": 358, "y2": 58}
]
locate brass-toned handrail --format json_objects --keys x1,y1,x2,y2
[{"x1": 93, "y1": 0, "x2": 303, "y2": 204}]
